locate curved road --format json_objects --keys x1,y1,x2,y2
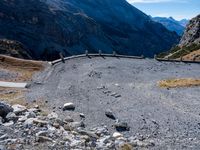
[{"x1": 27, "y1": 56, "x2": 200, "y2": 149}]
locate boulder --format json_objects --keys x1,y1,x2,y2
[
  {"x1": 113, "y1": 121, "x2": 130, "y2": 132},
  {"x1": 5, "y1": 112, "x2": 18, "y2": 122},
  {"x1": 113, "y1": 132, "x2": 123, "y2": 138},
  {"x1": 0, "y1": 102, "x2": 13, "y2": 118},
  {"x1": 12, "y1": 104, "x2": 27, "y2": 115}
]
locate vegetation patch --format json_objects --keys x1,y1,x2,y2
[
  {"x1": 158, "y1": 78, "x2": 200, "y2": 88},
  {"x1": 157, "y1": 43, "x2": 200, "y2": 59},
  {"x1": 0, "y1": 55, "x2": 45, "y2": 82}
]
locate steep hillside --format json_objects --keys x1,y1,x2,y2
[
  {"x1": 153, "y1": 17, "x2": 187, "y2": 35},
  {"x1": 0, "y1": 0, "x2": 179, "y2": 60},
  {"x1": 158, "y1": 15, "x2": 200, "y2": 60}
]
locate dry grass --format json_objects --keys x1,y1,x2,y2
[
  {"x1": 182, "y1": 49, "x2": 200, "y2": 61},
  {"x1": 158, "y1": 78, "x2": 200, "y2": 88},
  {"x1": 0, "y1": 55, "x2": 45, "y2": 82},
  {"x1": 0, "y1": 87, "x2": 49, "y2": 115},
  {"x1": 0, "y1": 87, "x2": 27, "y2": 106}
]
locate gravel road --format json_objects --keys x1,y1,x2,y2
[{"x1": 26, "y1": 57, "x2": 200, "y2": 149}]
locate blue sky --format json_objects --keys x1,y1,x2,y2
[{"x1": 127, "y1": 0, "x2": 200, "y2": 20}]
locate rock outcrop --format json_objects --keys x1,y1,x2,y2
[
  {"x1": 0, "y1": 39, "x2": 32, "y2": 59},
  {"x1": 179, "y1": 15, "x2": 200, "y2": 46},
  {"x1": 0, "y1": 0, "x2": 179, "y2": 60},
  {"x1": 157, "y1": 14, "x2": 200, "y2": 60}
]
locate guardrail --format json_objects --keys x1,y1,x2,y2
[
  {"x1": 155, "y1": 57, "x2": 200, "y2": 64},
  {"x1": 51, "y1": 52, "x2": 144, "y2": 65}
]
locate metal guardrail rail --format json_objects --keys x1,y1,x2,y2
[
  {"x1": 51, "y1": 53, "x2": 144, "y2": 65},
  {"x1": 155, "y1": 57, "x2": 200, "y2": 64},
  {"x1": 50, "y1": 51, "x2": 200, "y2": 66}
]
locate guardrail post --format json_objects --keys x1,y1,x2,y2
[
  {"x1": 99, "y1": 50, "x2": 102, "y2": 56},
  {"x1": 154, "y1": 54, "x2": 157, "y2": 60},
  {"x1": 167, "y1": 56, "x2": 169, "y2": 60},
  {"x1": 85, "y1": 50, "x2": 88, "y2": 56},
  {"x1": 180, "y1": 56, "x2": 183, "y2": 62},
  {"x1": 113, "y1": 51, "x2": 116, "y2": 56},
  {"x1": 59, "y1": 52, "x2": 65, "y2": 63},
  {"x1": 141, "y1": 55, "x2": 144, "y2": 59}
]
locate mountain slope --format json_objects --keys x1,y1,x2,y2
[
  {"x1": 152, "y1": 17, "x2": 188, "y2": 36},
  {"x1": 0, "y1": 39, "x2": 32, "y2": 59},
  {"x1": 0, "y1": 0, "x2": 179, "y2": 60},
  {"x1": 158, "y1": 15, "x2": 200, "y2": 60}
]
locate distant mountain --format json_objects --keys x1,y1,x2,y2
[
  {"x1": 158, "y1": 15, "x2": 200, "y2": 60},
  {"x1": 152, "y1": 17, "x2": 189, "y2": 36},
  {"x1": 179, "y1": 19, "x2": 189, "y2": 27},
  {"x1": 0, "y1": 0, "x2": 179, "y2": 60}
]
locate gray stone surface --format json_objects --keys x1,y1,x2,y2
[{"x1": 26, "y1": 57, "x2": 200, "y2": 149}]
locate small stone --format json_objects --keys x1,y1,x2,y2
[
  {"x1": 131, "y1": 139, "x2": 155, "y2": 147},
  {"x1": 53, "y1": 122, "x2": 60, "y2": 128},
  {"x1": 18, "y1": 116, "x2": 28, "y2": 122},
  {"x1": 113, "y1": 132, "x2": 123, "y2": 138},
  {"x1": 114, "y1": 121, "x2": 130, "y2": 132},
  {"x1": 25, "y1": 111, "x2": 36, "y2": 118},
  {"x1": 12, "y1": 104, "x2": 27, "y2": 115},
  {"x1": 34, "y1": 105, "x2": 39, "y2": 109},
  {"x1": 79, "y1": 113, "x2": 85, "y2": 118},
  {"x1": 0, "y1": 134, "x2": 8, "y2": 140},
  {"x1": 33, "y1": 119, "x2": 48, "y2": 126},
  {"x1": 78, "y1": 130, "x2": 99, "y2": 139},
  {"x1": 6, "y1": 112, "x2": 18, "y2": 122},
  {"x1": 36, "y1": 131, "x2": 48, "y2": 137},
  {"x1": 64, "y1": 116, "x2": 74, "y2": 123},
  {"x1": 47, "y1": 112, "x2": 58, "y2": 119},
  {"x1": 3, "y1": 121, "x2": 14, "y2": 126},
  {"x1": 24, "y1": 118, "x2": 35, "y2": 126},
  {"x1": 105, "y1": 110, "x2": 116, "y2": 120},
  {"x1": 37, "y1": 136, "x2": 53, "y2": 143},
  {"x1": 63, "y1": 103, "x2": 75, "y2": 111},
  {"x1": 0, "y1": 102, "x2": 13, "y2": 118}
]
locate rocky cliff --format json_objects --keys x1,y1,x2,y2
[
  {"x1": 0, "y1": 0, "x2": 179, "y2": 60},
  {"x1": 158, "y1": 15, "x2": 200, "y2": 60},
  {"x1": 179, "y1": 15, "x2": 200, "y2": 46}
]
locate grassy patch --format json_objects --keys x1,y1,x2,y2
[
  {"x1": 157, "y1": 43, "x2": 200, "y2": 59},
  {"x1": 158, "y1": 78, "x2": 200, "y2": 88},
  {"x1": 0, "y1": 55, "x2": 45, "y2": 82}
]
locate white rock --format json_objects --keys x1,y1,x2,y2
[
  {"x1": 3, "y1": 121, "x2": 14, "y2": 126},
  {"x1": 63, "y1": 103, "x2": 75, "y2": 111},
  {"x1": 12, "y1": 104, "x2": 27, "y2": 115},
  {"x1": 113, "y1": 132, "x2": 123, "y2": 138}
]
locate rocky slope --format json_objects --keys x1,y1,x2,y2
[
  {"x1": 0, "y1": 0, "x2": 179, "y2": 60},
  {"x1": 0, "y1": 39, "x2": 32, "y2": 59},
  {"x1": 179, "y1": 14, "x2": 200, "y2": 46},
  {"x1": 158, "y1": 14, "x2": 200, "y2": 60},
  {"x1": 152, "y1": 17, "x2": 188, "y2": 36},
  {"x1": 0, "y1": 101, "x2": 155, "y2": 150}
]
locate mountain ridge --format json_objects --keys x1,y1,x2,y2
[
  {"x1": 0, "y1": 0, "x2": 179, "y2": 60},
  {"x1": 152, "y1": 17, "x2": 189, "y2": 36}
]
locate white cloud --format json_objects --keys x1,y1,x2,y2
[{"x1": 127, "y1": 0, "x2": 188, "y2": 3}]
